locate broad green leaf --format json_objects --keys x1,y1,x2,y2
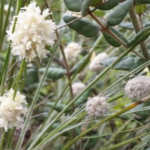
[
  {"x1": 119, "y1": 22, "x2": 134, "y2": 30},
  {"x1": 39, "y1": 67, "x2": 66, "y2": 80},
  {"x1": 128, "y1": 26, "x2": 150, "y2": 47},
  {"x1": 63, "y1": 16, "x2": 100, "y2": 37},
  {"x1": 64, "y1": 0, "x2": 84, "y2": 12},
  {"x1": 98, "y1": 0, "x2": 119, "y2": 10},
  {"x1": 81, "y1": 0, "x2": 92, "y2": 16},
  {"x1": 103, "y1": 27, "x2": 127, "y2": 47},
  {"x1": 101, "y1": 56, "x2": 145, "y2": 71},
  {"x1": 103, "y1": 33, "x2": 120, "y2": 47},
  {"x1": 107, "y1": 0, "x2": 133, "y2": 26}
]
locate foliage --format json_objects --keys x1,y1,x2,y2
[{"x1": 0, "y1": 0, "x2": 150, "y2": 150}]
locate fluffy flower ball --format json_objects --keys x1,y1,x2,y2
[
  {"x1": 0, "y1": 89, "x2": 28, "y2": 131},
  {"x1": 125, "y1": 76, "x2": 150, "y2": 100},
  {"x1": 89, "y1": 53, "x2": 108, "y2": 71},
  {"x1": 7, "y1": 2, "x2": 56, "y2": 62},
  {"x1": 72, "y1": 82, "x2": 86, "y2": 97},
  {"x1": 64, "y1": 42, "x2": 81, "y2": 62},
  {"x1": 86, "y1": 96, "x2": 107, "y2": 117}
]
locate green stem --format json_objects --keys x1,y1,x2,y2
[
  {"x1": 15, "y1": 42, "x2": 59, "y2": 150},
  {"x1": 89, "y1": 11, "x2": 145, "y2": 60},
  {"x1": 0, "y1": 132, "x2": 5, "y2": 150},
  {"x1": 0, "y1": 44, "x2": 11, "y2": 95},
  {"x1": 100, "y1": 131, "x2": 150, "y2": 150},
  {"x1": 0, "y1": 0, "x2": 13, "y2": 50},
  {"x1": 129, "y1": 7, "x2": 150, "y2": 63},
  {"x1": 13, "y1": 59, "x2": 25, "y2": 99},
  {"x1": 27, "y1": 38, "x2": 136, "y2": 150},
  {"x1": 62, "y1": 101, "x2": 141, "y2": 150},
  {"x1": 0, "y1": 0, "x2": 4, "y2": 50}
]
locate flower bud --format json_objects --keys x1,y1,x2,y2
[
  {"x1": 89, "y1": 53, "x2": 108, "y2": 71},
  {"x1": 86, "y1": 96, "x2": 107, "y2": 117},
  {"x1": 125, "y1": 76, "x2": 150, "y2": 100},
  {"x1": 72, "y1": 82, "x2": 86, "y2": 97}
]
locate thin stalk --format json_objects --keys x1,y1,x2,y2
[
  {"x1": 107, "y1": 93, "x2": 124, "y2": 103},
  {"x1": 32, "y1": 112, "x2": 87, "y2": 150},
  {"x1": 0, "y1": 0, "x2": 5, "y2": 50},
  {"x1": 7, "y1": 58, "x2": 17, "y2": 90},
  {"x1": 6, "y1": 128, "x2": 16, "y2": 149},
  {"x1": 41, "y1": 34, "x2": 103, "y2": 129},
  {"x1": 13, "y1": 59, "x2": 25, "y2": 99},
  {"x1": 0, "y1": 132, "x2": 5, "y2": 150},
  {"x1": 27, "y1": 38, "x2": 136, "y2": 150},
  {"x1": 100, "y1": 131, "x2": 150, "y2": 150},
  {"x1": 89, "y1": 11, "x2": 145, "y2": 60},
  {"x1": 14, "y1": 43, "x2": 58, "y2": 150},
  {"x1": 129, "y1": 7, "x2": 150, "y2": 64},
  {"x1": 48, "y1": 0, "x2": 74, "y2": 103},
  {"x1": 62, "y1": 95, "x2": 150, "y2": 150},
  {"x1": 0, "y1": 44, "x2": 11, "y2": 95},
  {"x1": 1, "y1": 0, "x2": 13, "y2": 50}
]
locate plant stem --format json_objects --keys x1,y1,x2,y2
[
  {"x1": 129, "y1": 7, "x2": 150, "y2": 63},
  {"x1": 27, "y1": 36, "x2": 137, "y2": 150},
  {"x1": 62, "y1": 95, "x2": 150, "y2": 150},
  {"x1": 13, "y1": 59, "x2": 25, "y2": 99},
  {"x1": 14, "y1": 41, "x2": 59, "y2": 150},
  {"x1": 89, "y1": 11, "x2": 145, "y2": 60},
  {"x1": 0, "y1": 132, "x2": 5, "y2": 150},
  {"x1": 0, "y1": 0, "x2": 5, "y2": 51}
]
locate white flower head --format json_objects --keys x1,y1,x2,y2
[
  {"x1": 0, "y1": 89, "x2": 28, "y2": 131},
  {"x1": 89, "y1": 53, "x2": 108, "y2": 71},
  {"x1": 64, "y1": 42, "x2": 81, "y2": 62},
  {"x1": 125, "y1": 76, "x2": 150, "y2": 101},
  {"x1": 86, "y1": 96, "x2": 107, "y2": 117},
  {"x1": 72, "y1": 82, "x2": 86, "y2": 97},
  {"x1": 7, "y1": 1, "x2": 56, "y2": 62}
]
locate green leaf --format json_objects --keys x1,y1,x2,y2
[
  {"x1": 63, "y1": 16, "x2": 100, "y2": 37},
  {"x1": 136, "y1": 0, "x2": 150, "y2": 4},
  {"x1": 39, "y1": 67, "x2": 66, "y2": 80},
  {"x1": 81, "y1": 0, "x2": 92, "y2": 16},
  {"x1": 128, "y1": 26, "x2": 150, "y2": 47},
  {"x1": 103, "y1": 27, "x2": 127, "y2": 47},
  {"x1": 98, "y1": 0, "x2": 119, "y2": 10},
  {"x1": 106, "y1": 0, "x2": 133, "y2": 26},
  {"x1": 119, "y1": 22, "x2": 134, "y2": 30},
  {"x1": 101, "y1": 56, "x2": 145, "y2": 71},
  {"x1": 64, "y1": 0, "x2": 84, "y2": 12}
]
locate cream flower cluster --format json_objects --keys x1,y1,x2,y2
[
  {"x1": 64, "y1": 42, "x2": 81, "y2": 62},
  {"x1": 72, "y1": 82, "x2": 86, "y2": 97},
  {"x1": 0, "y1": 89, "x2": 28, "y2": 131},
  {"x1": 86, "y1": 96, "x2": 107, "y2": 117},
  {"x1": 89, "y1": 53, "x2": 108, "y2": 71},
  {"x1": 7, "y1": 2, "x2": 56, "y2": 62},
  {"x1": 125, "y1": 76, "x2": 150, "y2": 100}
]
